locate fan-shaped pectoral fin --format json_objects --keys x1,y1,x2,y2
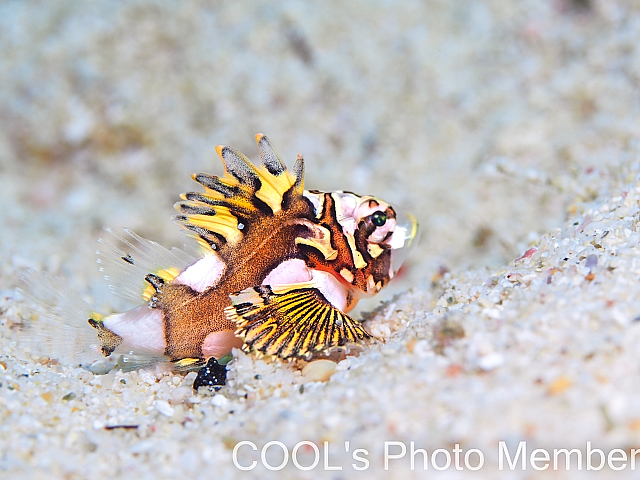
[{"x1": 224, "y1": 284, "x2": 371, "y2": 359}]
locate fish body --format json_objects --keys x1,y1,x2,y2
[{"x1": 26, "y1": 134, "x2": 418, "y2": 369}]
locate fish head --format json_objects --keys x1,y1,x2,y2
[{"x1": 326, "y1": 191, "x2": 419, "y2": 296}]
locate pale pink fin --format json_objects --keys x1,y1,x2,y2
[
  {"x1": 103, "y1": 305, "x2": 167, "y2": 355},
  {"x1": 261, "y1": 258, "x2": 312, "y2": 286},
  {"x1": 201, "y1": 330, "x2": 244, "y2": 359}
]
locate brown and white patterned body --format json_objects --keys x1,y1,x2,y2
[{"x1": 90, "y1": 134, "x2": 418, "y2": 367}]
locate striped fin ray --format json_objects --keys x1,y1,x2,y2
[
  {"x1": 16, "y1": 272, "x2": 173, "y2": 370},
  {"x1": 225, "y1": 285, "x2": 371, "y2": 359},
  {"x1": 173, "y1": 134, "x2": 305, "y2": 253},
  {"x1": 16, "y1": 270, "x2": 103, "y2": 363},
  {"x1": 96, "y1": 227, "x2": 199, "y2": 303}
]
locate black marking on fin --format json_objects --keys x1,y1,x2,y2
[
  {"x1": 183, "y1": 193, "x2": 256, "y2": 217},
  {"x1": 292, "y1": 155, "x2": 305, "y2": 189},
  {"x1": 145, "y1": 274, "x2": 165, "y2": 292},
  {"x1": 219, "y1": 146, "x2": 261, "y2": 190},
  {"x1": 176, "y1": 204, "x2": 217, "y2": 216},
  {"x1": 257, "y1": 134, "x2": 286, "y2": 175},
  {"x1": 234, "y1": 301, "x2": 258, "y2": 315},
  {"x1": 121, "y1": 254, "x2": 135, "y2": 265},
  {"x1": 178, "y1": 222, "x2": 226, "y2": 249},
  {"x1": 194, "y1": 173, "x2": 236, "y2": 197},
  {"x1": 185, "y1": 192, "x2": 217, "y2": 204}
]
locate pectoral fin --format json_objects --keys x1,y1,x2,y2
[{"x1": 225, "y1": 285, "x2": 371, "y2": 359}]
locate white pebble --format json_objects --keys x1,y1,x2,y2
[
  {"x1": 302, "y1": 360, "x2": 337, "y2": 382},
  {"x1": 412, "y1": 340, "x2": 433, "y2": 358},
  {"x1": 139, "y1": 371, "x2": 157, "y2": 385},
  {"x1": 169, "y1": 386, "x2": 194, "y2": 405},
  {"x1": 153, "y1": 400, "x2": 174, "y2": 417},
  {"x1": 370, "y1": 323, "x2": 391, "y2": 339},
  {"x1": 211, "y1": 395, "x2": 229, "y2": 407},
  {"x1": 477, "y1": 353, "x2": 504, "y2": 371}
]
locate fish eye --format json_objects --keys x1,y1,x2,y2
[{"x1": 371, "y1": 211, "x2": 387, "y2": 227}]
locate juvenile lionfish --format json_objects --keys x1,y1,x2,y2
[{"x1": 22, "y1": 134, "x2": 418, "y2": 385}]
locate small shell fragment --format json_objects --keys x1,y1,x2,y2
[
  {"x1": 153, "y1": 399, "x2": 174, "y2": 417},
  {"x1": 301, "y1": 359, "x2": 337, "y2": 382}
]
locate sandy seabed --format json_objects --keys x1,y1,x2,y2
[{"x1": 2, "y1": 1, "x2": 640, "y2": 479}]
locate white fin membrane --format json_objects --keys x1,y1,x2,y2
[
  {"x1": 15, "y1": 229, "x2": 206, "y2": 371},
  {"x1": 116, "y1": 354, "x2": 200, "y2": 373},
  {"x1": 96, "y1": 227, "x2": 200, "y2": 303},
  {"x1": 17, "y1": 270, "x2": 103, "y2": 365},
  {"x1": 18, "y1": 270, "x2": 176, "y2": 372}
]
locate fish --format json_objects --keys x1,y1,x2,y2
[{"x1": 19, "y1": 134, "x2": 418, "y2": 377}]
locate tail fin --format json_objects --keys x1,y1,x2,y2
[
  {"x1": 16, "y1": 270, "x2": 102, "y2": 365},
  {"x1": 15, "y1": 270, "x2": 186, "y2": 373}
]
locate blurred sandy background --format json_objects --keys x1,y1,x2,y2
[
  {"x1": 4, "y1": 0, "x2": 637, "y2": 298},
  {"x1": 2, "y1": 1, "x2": 640, "y2": 479}
]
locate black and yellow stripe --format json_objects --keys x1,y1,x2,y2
[
  {"x1": 226, "y1": 285, "x2": 371, "y2": 359},
  {"x1": 173, "y1": 134, "x2": 304, "y2": 253}
]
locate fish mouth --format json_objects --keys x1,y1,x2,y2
[{"x1": 389, "y1": 209, "x2": 419, "y2": 275}]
